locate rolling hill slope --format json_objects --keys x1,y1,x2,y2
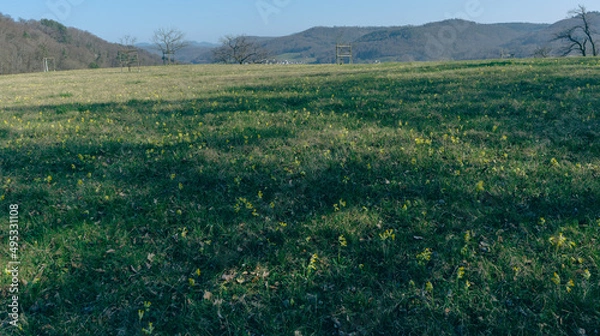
[{"x1": 0, "y1": 13, "x2": 162, "y2": 74}]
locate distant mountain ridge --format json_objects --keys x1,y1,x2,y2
[
  {"x1": 349, "y1": 20, "x2": 548, "y2": 62},
  {"x1": 179, "y1": 13, "x2": 599, "y2": 64}
]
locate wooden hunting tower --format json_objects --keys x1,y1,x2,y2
[
  {"x1": 118, "y1": 49, "x2": 140, "y2": 72},
  {"x1": 336, "y1": 44, "x2": 353, "y2": 64}
]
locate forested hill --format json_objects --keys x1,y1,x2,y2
[
  {"x1": 188, "y1": 21, "x2": 555, "y2": 64},
  {"x1": 254, "y1": 21, "x2": 552, "y2": 63},
  {"x1": 0, "y1": 14, "x2": 161, "y2": 74},
  {"x1": 188, "y1": 14, "x2": 599, "y2": 64}
]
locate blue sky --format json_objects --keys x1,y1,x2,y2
[{"x1": 1, "y1": 1, "x2": 598, "y2": 43}]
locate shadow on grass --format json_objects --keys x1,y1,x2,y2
[
  {"x1": 1, "y1": 59, "x2": 600, "y2": 333},
  {"x1": 2, "y1": 124, "x2": 599, "y2": 333}
]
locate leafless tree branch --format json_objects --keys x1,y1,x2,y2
[
  {"x1": 555, "y1": 5, "x2": 598, "y2": 57},
  {"x1": 212, "y1": 35, "x2": 269, "y2": 64},
  {"x1": 152, "y1": 27, "x2": 188, "y2": 65}
]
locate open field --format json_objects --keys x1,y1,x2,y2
[{"x1": 1, "y1": 59, "x2": 599, "y2": 335}]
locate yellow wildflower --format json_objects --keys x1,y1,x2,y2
[
  {"x1": 425, "y1": 281, "x2": 434, "y2": 293},
  {"x1": 457, "y1": 266, "x2": 465, "y2": 280},
  {"x1": 416, "y1": 248, "x2": 432, "y2": 265},
  {"x1": 338, "y1": 235, "x2": 348, "y2": 247},
  {"x1": 566, "y1": 279, "x2": 574, "y2": 293},
  {"x1": 308, "y1": 254, "x2": 319, "y2": 271},
  {"x1": 475, "y1": 180, "x2": 485, "y2": 192}
]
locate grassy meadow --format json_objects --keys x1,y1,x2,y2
[{"x1": 1, "y1": 59, "x2": 600, "y2": 335}]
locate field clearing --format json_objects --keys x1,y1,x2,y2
[{"x1": 1, "y1": 59, "x2": 599, "y2": 335}]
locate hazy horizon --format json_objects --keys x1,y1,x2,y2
[{"x1": 1, "y1": 1, "x2": 598, "y2": 44}]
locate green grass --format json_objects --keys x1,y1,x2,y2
[{"x1": 1, "y1": 58, "x2": 599, "y2": 335}]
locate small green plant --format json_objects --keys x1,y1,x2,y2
[
  {"x1": 379, "y1": 229, "x2": 395, "y2": 241},
  {"x1": 337, "y1": 234, "x2": 347, "y2": 261},
  {"x1": 306, "y1": 253, "x2": 319, "y2": 277},
  {"x1": 138, "y1": 301, "x2": 154, "y2": 334},
  {"x1": 59, "y1": 92, "x2": 73, "y2": 98},
  {"x1": 549, "y1": 232, "x2": 576, "y2": 250},
  {"x1": 142, "y1": 322, "x2": 155, "y2": 335}
]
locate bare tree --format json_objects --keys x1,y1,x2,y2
[
  {"x1": 212, "y1": 35, "x2": 269, "y2": 64},
  {"x1": 152, "y1": 27, "x2": 188, "y2": 65},
  {"x1": 554, "y1": 5, "x2": 598, "y2": 57},
  {"x1": 533, "y1": 46, "x2": 552, "y2": 58},
  {"x1": 120, "y1": 35, "x2": 137, "y2": 48}
]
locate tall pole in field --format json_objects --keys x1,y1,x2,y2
[{"x1": 42, "y1": 58, "x2": 55, "y2": 72}]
